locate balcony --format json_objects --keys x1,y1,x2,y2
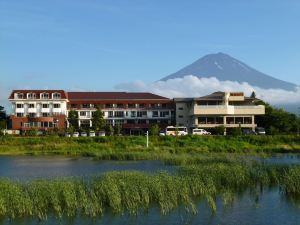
[{"x1": 190, "y1": 105, "x2": 265, "y2": 115}]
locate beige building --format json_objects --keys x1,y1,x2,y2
[{"x1": 174, "y1": 92, "x2": 265, "y2": 132}]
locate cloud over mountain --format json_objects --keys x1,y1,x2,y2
[{"x1": 115, "y1": 75, "x2": 300, "y2": 105}]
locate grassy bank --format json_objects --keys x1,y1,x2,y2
[
  {"x1": 0, "y1": 161, "x2": 299, "y2": 220},
  {"x1": 0, "y1": 135, "x2": 299, "y2": 159}
]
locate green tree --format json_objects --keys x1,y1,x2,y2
[
  {"x1": 106, "y1": 125, "x2": 114, "y2": 136},
  {"x1": 213, "y1": 125, "x2": 225, "y2": 135},
  {"x1": 92, "y1": 106, "x2": 105, "y2": 132},
  {"x1": 149, "y1": 124, "x2": 160, "y2": 136},
  {"x1": 250, "y1": 91, "x2": 256, "y2": 99},
  {"x1": 114, "y1": 124, "x2": 122, "y2": 136},
  {"x1": 255, "y1": 101, "x2": 300, "y2": 134},
  {"x1": 0, "y1": 105, "x2": 7, "y2": 130},
  {"x1": 68, "y1": 110, "x2": 78, "y2": 130}
]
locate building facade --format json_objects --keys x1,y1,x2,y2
[
  {"x1": 67, "y1": 92, "x2": 175, "y2": 135},
  {"x1": 174, "y1": 92, "x2": 265, "y2": 132},
  {"x1": 8, "y1": 90, "x2": 264, "y2": 134},
  {"x1": 8, "y1": 90, "x2": 68, "y2": 132},
  {"x1": 8, "y1": 90, "x2": 175, "y2": 135}
]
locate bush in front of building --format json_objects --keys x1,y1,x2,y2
[{"x1": 150, "y1": 124, "x2": 160, "y2": 136}]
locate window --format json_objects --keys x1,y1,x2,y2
[
  {"x1": 105, "y1": 104, "x2": 113, "y2": 108},
  {"x1": 108, "y1": 111, "x2": 114, "y2": 118},
  {"x1": 28, "y1": 113, "x2": 36, "y2": 118},
  {"x1": 53, "y1": 104, "x2": 60, "y2": 108},
  {"x1": 80, "y1": 111, "x2": 86, "y2": 116},
  {"x1": 160, "y1": 111, "x2": 169, "y2": 117},
  {"x1": 151, "y1": 104, "x2": 161, "y2": 108},
  {"x1": 16, "y1": 104, "x2": 23, "y2": 108},
  {"x1": 42, "y1": 113, "x2": 50, "y2": 117},
  {"x1": 16, "y1": 93, "x2": 23, "y2": 99},
  {"x1": 128, "y1": 104, "x2": 136, "y2": 108},
  {"x1": 244, "y1": 117, "x2": 252, "y2": 124},
  {"x1": 29, "y1": 104, "x2": 35, "y2": 108},
  {"x1": 115, "y1": 119, "x2": 124, "y2": 125},
  {"x1": 226, "y1": 117, "x2": 235, "y2": 124},
  {"x1": 42, "y1": 104, "x2": 49, "y2": 108},
  {"x1": 198, "y1": 117, "x2": 206, "y2": 124},
  {"x1": 131, "y1": 111, "x2": 136, "y2": 117},
  {"x1": 178, "y1": 115, "x2": 183, "y2": 118},
  {"x1": 137, "y1": 111, "x2": 147, "y2": 117},
  {"x1": 16, "y1": 113, "x2": 24, "y2": 117},
  {"x1": 152, "y1": 111, "x2": 158, "y2": 117},
  {"x1": 178, "y1": 107, "x2": 183, "y2": 110},
  {"x1": 41, "y1": 93, "x2": 49, "y2": 99},
  {"x1": 116, "y1": 104, "x2": 124, "y2": 108},
  {"x1": 52, "y1": 93, "x2": 61, "y2": 99},
  {"x1": 27, "y1": 93, "x2": 36, "y2": 99},
  {"x1": 71, "y1": 104, "x2": 77, "y2": 108},
  {"x1": 138, "y1": 104, "x2": 145, "y2": 108},
  {"x1": 82, "y1": 104, "x2": 90, "y2": 108},
  {"x1": 114, "y1": 111, "x2": 124, "y2": 117}
]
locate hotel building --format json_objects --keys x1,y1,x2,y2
[
  {"x1": 8, "y1": 90, "x2": 264, "y2": 134},
  {"x1": 175, "y1": 92, "x2": 265, "y2": 132},
  {"x1": 9, "y1": 90, "x2": 175, "y2": 135}
]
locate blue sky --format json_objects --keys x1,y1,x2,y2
[{"x1": 1, "y1": 0, "x2": 300, "y2": 107}]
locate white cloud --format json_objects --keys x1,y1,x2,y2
[{"x1": 115, "y1": 75, "x2": 300, "y2": 105}]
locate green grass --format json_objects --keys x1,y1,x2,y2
[
  {"x1": 0, "y1": 135, "x2": 299, "y2": 159},
  {"x1": 0, "y1": 160, "x2": 299, "y2": 220}
]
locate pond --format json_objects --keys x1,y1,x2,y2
[
  {"x1": 0, "y1": 156, "x2": 175, "y2": 180},
  {"x1": 0, "y1": 154, "x2": 300, "y2": 225}
]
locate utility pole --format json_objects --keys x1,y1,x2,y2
[{"x1": 146, "y1": 131, "x2": 149, "y2": 148}]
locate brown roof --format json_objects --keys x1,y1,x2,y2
[
  {"x1": 9, "y1": 90, "x2": 68, "y2": 99},
  {"x1": 67, "y1": 92, "x2": 170, "y2": 100}
]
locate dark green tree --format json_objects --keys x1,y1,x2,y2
[
  {"x1": 149, "y1": 124, "x2": 160, "y2": 136},
  {"x1": 92, "y1": 106, "x2": 105, "y2": 132},
  {"x1": 106, "y1": 125, "x2": 114, "y2": 136},
  {"x1": 250, "y1": 91, "x2": 256, "y2": 99},
  {"x1": 114, "y1": 124, "x2": 122, "y2": 136},
  {"x1": 255, "y1": 101, "x2": 300, "y2": 134},
  {"x1": 68, "y1": 110, "x2": 78, "y2": 130},
  {"x1": 0, "y1": 106, "x2": 7, "y2": 130},
  {"x1": 213, "y1": 125, "x2": 225, "y2": 135}
]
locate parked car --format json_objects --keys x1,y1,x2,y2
[
  {"x1": 89, "y1": 131, "x2": 96, "y2": 137},
  {"x1": 255, "y1": 127, "x2": 266, "y2": 135},
  {"x1": 72, "y1": 132, "x2": 79, "y2": 137},
  {"x1": 80, "y1": 131, "x2": 87, "y2": 137},
  {"x1": 242, "y1": 129, "x2": 256, "y2": 135},
  {"x1": 65, "y1": 132, "x2": 71, "y2": 137},
  {"x1": 97, "y1": 131, "x2": 106, "y2": 136},
  {"x1": 192, "y1": 128, "x2": 211, "y2": 135},
  {"x1": 159, "y1": 131, "x2": 166, "y2": 136}
]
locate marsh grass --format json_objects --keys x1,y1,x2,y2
[{"x1": 0, "y1": 160, "x2": 299, "y2": 221}]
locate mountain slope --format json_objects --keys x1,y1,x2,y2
[{"x1": 161, "y1": 53, "x2": 297, "y2": 90}]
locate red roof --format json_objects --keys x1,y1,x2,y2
[
  {"x1": 9, "y1": 90, "x2": 68, "y2": 99},
  {"x1": 67, "y1": 92, "x2": 169, "y2": 100}
]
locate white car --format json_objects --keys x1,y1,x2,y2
[
  {"x1": 80, "y1": 132, "x2": 88, "y2": 137},
  {"x1": 89, "y1": 131, "x2": 96, "y2": 137},
  {"x1": 98, "y1": 131, "x2": 106, "y2": 136},
  {"x1": 72, "y1": 132, "x2": 79, "y2": 137},
  {"x1": 192, "y1": 128, "x2": 211, "y2": 135}
]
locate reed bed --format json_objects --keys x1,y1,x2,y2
[{"x1": 0, "y1": 161, "x2": 299, "y2": 221}]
